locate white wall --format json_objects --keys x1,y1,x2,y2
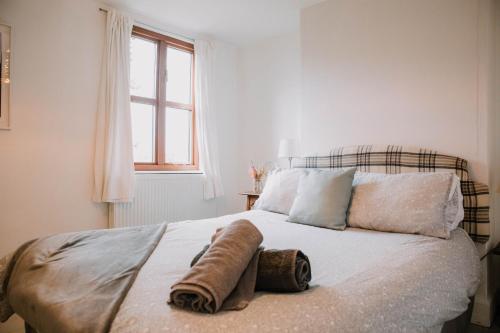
[
  {"x1": 0, "y1": 0, "x2": 108, "y2": 254},
  {"x1": 301, "y1": 0, "x2": 492, "y2": 183},
  {"x1": 237, "y1": 33, "x2": 301, "y2": 190}
]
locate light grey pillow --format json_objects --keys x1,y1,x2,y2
[
  {"x1": 287, "y1": 168, "x2": 356, "y2": 230},
  {"x1": 348, "y1": 172, "x2": 457, "y2": 239}
]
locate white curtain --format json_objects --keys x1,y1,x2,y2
[
  {"x1": 93, "y1": 10, "x2": 135, "y2": 203},
  {"x1": 194, "y1": 40, "x2": 224, "y2": 200}
]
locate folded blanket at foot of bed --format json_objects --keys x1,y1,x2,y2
[
  {"x1": 169, "y1": 219, "x2": 264, "y2": 313},
  {"x1": 0, "y1": 224, "x2": 166, "y2": 333},
  {"x1": 191, "y1": 246, "x2": 311, "y2": 293}
]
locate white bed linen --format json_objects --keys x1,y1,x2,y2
[{"x1": 110, "y1": 210, "x2": 480, "y2": 333}]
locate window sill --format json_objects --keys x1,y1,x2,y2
[{"x1": 135, "y1": 170, "x2": 203, "y2": 175}]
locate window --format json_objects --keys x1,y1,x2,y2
[{"x1": 130, "y1": 26, "x2": 197, "y2": 171}]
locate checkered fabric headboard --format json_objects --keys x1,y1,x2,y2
[{"x1": 292, "y1": 145, "x2": 490, "y2": 243}]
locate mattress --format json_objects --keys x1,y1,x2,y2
[{"x1": 110, "y1": 210, "x2": 481, "y2": 333}]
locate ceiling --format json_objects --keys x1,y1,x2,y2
[{"x1": 102, "y1": 0, "x2": 325, "y2": 46}]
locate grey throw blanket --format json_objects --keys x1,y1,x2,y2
[
  {"x1": 169, "y1": 220, "x2": 263, "y2": 313},
  {"x1": 1, "y1": 224, "x2": 166, "y2": 333}
]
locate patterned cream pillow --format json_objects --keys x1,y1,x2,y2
[{"x1": 347, "y1": 172, "x2": 460, "y2": 239}]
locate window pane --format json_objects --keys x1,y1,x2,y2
[
  {"x1": 166, "y1": 47, "x2": 192, "y2": 104},
  {"x1": 130, "y1": 37, "x2": 157, "y2": 98},
  {"x1": 165, "y1": 107, "x2": 192, "y2": 164},
  {"x1": 131, "y1": 103, "x2": 155, "y2": 163}
]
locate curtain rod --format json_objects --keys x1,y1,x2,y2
[{"x1": 98, "y1": 8, "x2": 195, "y2": 43}]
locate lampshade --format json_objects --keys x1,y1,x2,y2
[{"x1": 278, "y1": 139, "x2": 297, "y2": 158}]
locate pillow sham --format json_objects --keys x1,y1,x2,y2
[
  {"x1": 347, "y1": 172, "x2": 462, "y2": 239},
  {"x1": 287, "y1": 168, "x2": 356, "y2": 230},
  {"x1": 253, "y1": 168, "x2": 306, "y2": 215}
]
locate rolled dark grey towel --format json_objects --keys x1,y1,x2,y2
[
  {"x1": 170, "y1": 220, "x2": 263, "y2": 314},
  {"x1": 255, "y1": 249, "x2": 311, "y2": 292},
  {"x1": 192, "y1": 247, "x2": 311, "y2": 292}
]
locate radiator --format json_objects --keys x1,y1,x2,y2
[{"x1": 109, "y1": 174, "x2": 217, "y2": 228}]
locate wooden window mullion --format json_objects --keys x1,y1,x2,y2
[
  {"x1": 157, "y1": 41, "x2": 167, "y2": 164},
  {"x1": 131, "y1": 95, "x2": 156, "y2": 105},
  {"x1": 165, "y1": 101, "x2": 193, "y2": 111}
]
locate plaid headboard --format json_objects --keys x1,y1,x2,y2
[{"x1": 292, "y1": 145, "x2": 490, "y2": 243}]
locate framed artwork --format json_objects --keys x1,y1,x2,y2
[{"x1": 0, "y1": 23, "x2": 11, "y2": 130}]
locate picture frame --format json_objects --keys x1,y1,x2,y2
[{"x1": 0, "y1": 22, "x2": 11, "y2": 130}]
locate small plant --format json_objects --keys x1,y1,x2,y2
[{"x1": 248, "y1": 162, "x2": 267, "y2": 193}]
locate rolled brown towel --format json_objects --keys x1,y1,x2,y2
[
  {"x1": 170, "y1": 220, "x2": 263, "y2": 314},
  {"x1": 192, "y1": 247, "x2": 311, "y2": 292},
  {"x1": 190, "y1": 244, "x2": 209, "y2": 267}
]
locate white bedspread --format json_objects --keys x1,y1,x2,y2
[{"x1": 110, "y1": 210, "x2": 481, "y2": 333}]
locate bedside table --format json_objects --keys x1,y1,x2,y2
[{"x1": 239, "y1": 192, "x2": 260, "y2": 210}]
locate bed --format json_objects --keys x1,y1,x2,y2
[
  {"x1": 1, "y1": 145, "x2": 489, "y2": 333},
  {"x1": 110, "y1": 209, "x2": 480, "y2": 333}
]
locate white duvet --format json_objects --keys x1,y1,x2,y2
[{"x1": 110, "y1": 210, "x2": 481, "y2": 333}]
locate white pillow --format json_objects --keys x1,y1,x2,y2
[
  {"x1": 348, "y1": 172, "x2": 463, "y2": 239},
  {"x1": 253, "y1": 169, "x2": 307, "y2": 215}
]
